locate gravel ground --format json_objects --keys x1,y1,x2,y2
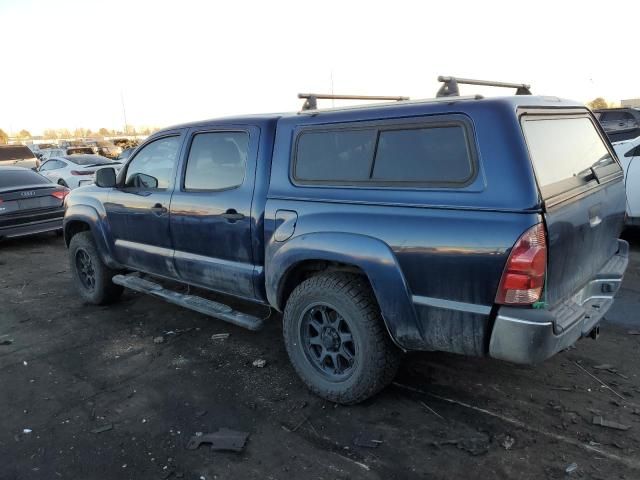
[{"x1": 1, "y1": 232, "x2": 640, "y2": 480}]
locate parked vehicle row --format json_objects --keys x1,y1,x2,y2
[
  {"x1": 594, "y1": 107, "x2": 640, "y2": 142},
  {"x1": 37, "y1": 155, "x2": 123, "y2": 188},
  {"x1": 0, "y1": 145, "x2": 40, "y2": 170},
  {"x1": 60, "y1": 78, "x2": 629, "y2": 404},
  {"x1": 0, "y1": 166, "x2": 68, "y2": 239}
]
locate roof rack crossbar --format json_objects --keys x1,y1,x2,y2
[
  {"x1": 298, "y1": 93, "x2": 410, "y2": 111},
  {"x1": 436, "y1": 76, "x2": 532, "y2": 98}
]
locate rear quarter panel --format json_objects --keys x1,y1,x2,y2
[{"x1": 265, "y1": 100, "x2": 542, "y2": 353}]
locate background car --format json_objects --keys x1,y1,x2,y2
[
  {"x1": 66, "y1": 146, "x2": 95, "y2": 156},
  {"x1": 0, "y1": 145, "x2": 40, "y2": 169},
  {"x1": 39, "y1": 148, "x2": 67, "y2": 161},
  {"x1": 0, "y1": 166, "x2": 68, "y2": 239},
  {"x1": 84, "y1": 140, "x2": 122, "y2": 159},
  {"x1": 613, "y1": 136, "x2": 640, "y2": 224},
  {"x1": 594, "y1": 108, "x2": 640, "y2": 142},
  {"x1": 116, "y1": 147, "x2": 136, "y2": 161},
  {"x1": 38, "y1": 155, "x2": 122, "y2": 188}
]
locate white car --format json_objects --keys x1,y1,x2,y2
[
  {"x1": 613, "y1": 136, "x2": 640, "y2": 224},
  {"x1": 37, "y1": 154, "x2": 122, "y2": 189}
]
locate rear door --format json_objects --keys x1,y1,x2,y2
[
  {"x1": 521, "y1": 112, "x2": 625, "y2": 306},
  {"x1": 169, "y1": 127, "x2": 258, "y2": 299},
  {"x1": 104, "y1": 132, "x2": 185, "y2": 278}
]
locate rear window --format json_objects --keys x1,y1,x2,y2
[
  {"x1": 295, "y1": 130, "x2": 376, "y2": 182},
  {"x1": 0, "y1": 146, "x2": 36, "y2": 161},
  {"x1": 294, "y1": 120, "x2": 474, "y2": 186},
  {"x1": 66, "y1": 155, "x2": 113, "y2": 166},
  {"x1": 0, "y1": 170, "x2": 51, "y2": 189},
  {"x1": 522, "y1": 116, "x2": 620, "y2": 196}
]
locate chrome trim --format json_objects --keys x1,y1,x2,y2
[
  {"x1": 412, "y1": 295, "x2": 491, "y2": 315},
  {"x1": 497, "y1": 315, "x2": 553, "y2": 327}
]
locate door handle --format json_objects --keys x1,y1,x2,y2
[
  {"x1": 221, "y1": 209, "x2": 245, "y2": 221},
  {"x1": 151, "y1": 203, "x2": 167, "y2": 215}
]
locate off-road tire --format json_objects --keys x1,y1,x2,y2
[
  {"x1": 69, "y1": 231, "x2": 123, "y2": 305},
  {"x1": 283, "y1": 272, "x2": 401, "y2": 404}
]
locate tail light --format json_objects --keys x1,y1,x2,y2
[
  {"x1": 51, "y1": 189, "x2": 70, "y2": 201},
  {"x1": 495, "y1": 223, "x2": 547, "y2": 305},
  {"x1": 70, "y1": 170, "x2": 94, "y2": 176}
]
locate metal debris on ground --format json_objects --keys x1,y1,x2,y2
[
  {"x1": 22, "y1": 429, "x2": 32, "y2": 434},
  {"x1": 353, "y1": 433, "x2": 383, "y2": 448},
  {"x1": 592, "y1": 416, "x2": 631, "y2": 431},
  {"x1": 573, "y1": 361, "x2": 626, "y2": 401},
  {"x1": 186, "y1": 428, "x2": 249, "y2": 452},
  {"x1": 501, "y1": 435, "x2": 515, "y2": 450},
  {"x1": 0, "y1": 339, "x2": 13, "y2": 346},
  {"x1": 627, "y1": 330, "x2": 640, "y2": 335},
  {"x1": 252, "y1": 359, "x2": 267, "y2": 368},
  {"x1": 420, "y1": 400, "x2": 445, "y2": 420},
  {"x1": 593, "y1": 364, "x2": 615, "y2": 370},
  {"x1": 91, "y1": 424, "x2": 114, "y2": 434},
  {"x1": 153, "y1": 336, "x2": 165, "y2": 344},
  {"x1": 431, "y1": 435, "x2": 490, "y2": 456},
  {"x1": 565, "y1": 462, "x2": 578, "y2": 474},
  {"x1": 210, "y1": 333, "x2": 230, "y2": 341}
]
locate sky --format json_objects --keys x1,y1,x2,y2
[{"x1": 1, "y1": 0, "x2": 638, "y2": 135}]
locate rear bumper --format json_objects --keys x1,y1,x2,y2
[
  {"x1": 489, "y1": 239, "x2": 629, "y2": 364},
  {"x1": 0, "y1": 214, "x2": 64, "y2": 239}
]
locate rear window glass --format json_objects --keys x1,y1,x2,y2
[
  {"x1": 66, "y1": 155, "x2": 113, "y2": 166},
  {"x1": 0, "y1": 146, "x2": 36, "y2": 161},
  {"x1": 294, "y1": 122, "x2": 473, "y2": 185},
  {"x1": 372, "y1": 126, "x2": 472, "y2": 183},
  {"x1": 522, "y1": 117, "x2": 618, "y2": 191},
  {"x1": 0, "y1": 170, "x2": 51, "y2": 188},
  {"x1": 295, "y1": 130, "x2": 376, "y2": 182}
]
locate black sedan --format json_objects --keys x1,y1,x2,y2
[{"x1": 0, "y1": 166, "x2": 69, "y2": 240}]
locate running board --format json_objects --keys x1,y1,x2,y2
[{"x1": 112, "y1": 274, "x2": 266, "y2": 331}]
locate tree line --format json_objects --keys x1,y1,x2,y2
[{"x1": 0, "y1": 127, "x2": 159, "y2": 144}]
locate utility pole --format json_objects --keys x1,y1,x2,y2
[{"x1": 120, "y1": 90, "x2": 128, "y2": 135}]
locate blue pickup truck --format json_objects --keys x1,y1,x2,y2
[{"x1": 63, "y1": 78, "x2": 629, "y2": 404}]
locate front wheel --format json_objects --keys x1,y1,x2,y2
[
  {"x1": 283, "y1": 272, "x2": 401, "y2": 404},
  {"x1": 69, "y1": 231, "x2": 123, "y2": 305}
]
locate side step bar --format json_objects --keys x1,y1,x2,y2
[{"x1": 112, "y1": 274, "x2": 266, "y2": 331}]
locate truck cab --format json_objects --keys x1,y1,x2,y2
[{"x1": 64, "y1": 79, "x2": 628, "y2": 404}]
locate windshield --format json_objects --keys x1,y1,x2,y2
[
  {"x1": 0, "y1": 146, "x2": 36, "y2": 161},
  {"x1": 66, "y1": 155, "x2": 114, "y2": 166},
  {"x1": 522, "y1": 116, "x2": 618, "y2": 194}
]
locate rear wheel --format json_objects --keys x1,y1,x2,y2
[
  {"x1": 69, "y1": 231, "x2": 122, "y2": 305},
  {"x1": 283, "y1": 272, "x2": 401, "y2": 404}
]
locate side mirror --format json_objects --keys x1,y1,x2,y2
[{"x1": 95, "y1": 167, "x2": 116, "y2": 188}]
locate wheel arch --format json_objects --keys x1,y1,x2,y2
[
  {"x1": 64, "y1": 204, "x2": 121, "y2": 269},
  {"x1": 266, "y1": 232, "x2": 420, "y2": 349}
]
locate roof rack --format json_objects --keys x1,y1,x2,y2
[
  {"x1": 298, "y1": 93, "x2": 410, "y2": 111},
  {"x1": 436, "y1": 76, "x2": 531, "y2": 98}
]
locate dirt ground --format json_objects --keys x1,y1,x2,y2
[{"x1": 1, "y1": 233, "x2": 640, "y2": 480}]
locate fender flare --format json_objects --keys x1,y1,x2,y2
[
  {"x1": 63, "y1": 204, "x2": 121, "y2": 269},
  {"x1": 266, "y1": 232, "x2": 421, "y2": 349}
]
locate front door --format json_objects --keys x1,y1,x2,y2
[
  {"x1": 105, "y1": 132, "x2": 184, "y2": 278},
  {"x1": 169, "y1": 127, "x2": 258, "y2": 299}
]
